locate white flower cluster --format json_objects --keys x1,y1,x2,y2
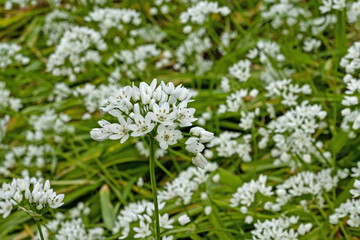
[
  {"x1": 247, "y1": 40, "x2": 285, "y2": 64},
  {"x1": 347, "y1": 1, "x2": 360, "y2": 23},
  {"x1": 112, "y1": 199, "x2": 173, "y2": 239},
  {"x1": 48, "y1": 82, "x2": 72, "y2": 102},
  {"x1": 4, "y1": 0, "x2": 36, "y2": 10},
  {"x1": 149, "y1": 0, "x2": 172, "y2": 16},
  {"x1": 0, "y1": 177, "x2": 64, "y2": 218},
  {"x1": 265, "y1": 79, "x2": 312, "y2": 106},
  {"x1": 329, "y1": 178, "x2": 360, "y2": 227},
  {"x1": 47, "y1": 26, "x2": 107, "y2": 81},
  {"x1": 0, "y1": 82, "x2": 22, "y2": 112},
  {"x1": 251, "y1": 216, "x2": 312, "y2": 240},
  {"x1": 78, "y1": 0, "x2": 107, "y2": 6},
  {"x1": 303, "y1": 37, "x2": 321, "y2": 52},
  {"x1": 34, "y1": 202, "x2": 104, "y2": 240},
  {"x1": 110, "y1": 44, "x2": 161, "y2": 79},
  {"x1": 85, "y1": 8, "x2": 141, "y2": 35},
  {"x1": 265, "y1": 101, "x2": 327, "y2": 168},
  {"x1": 218, "y1": 31, "x2": 237, "y2": 55},
  {"x1": 207, "y1": 131, "x2": 252, "y2": 161},
  {"x1": 43, "y1": 10, "x2": 73, "y2": 46},
  {"x1": 179, "y1": 1, "x2": 230, "y2": 25},
  {"x1": 330, "y1": 198, "x2": 360, "y2": 227},
  {"x1": 230, "y1": 175, "x2": 273, "y2": 210},
  {"x1": 27, "y1": 109, "x2": 74, "y2": 143},
  {"x1": 218, "y1": 88, "x2": 259, "y2": 113},
  {"x1": 274, "y1": 169, "x2": 348, "y2": 209},
  {"x1": 0, "y1": 42, "x2": 29, "y2": 69},
  {"x1": 4, "y1": 0, "x2": 60, "y2": 9},
  {"x1": 174, "y1": 28, "x2": 213, "y2": 75},
  {"x1": 1, "y1": 144, "x2": 54, "y2": 171},
  {"x1": 319, "y1": 0, "x2": 346, "y2": 14},
  {"x1": 228, "y1": 59, "x2": 251, "y2": 82},
  {"x1": 130, "y1": 26, "x2": 167, "y2": 44},
  {"x1": 73, "y1": 83, "x2": 119, "y2": 118},
  {"x1": 49, "y1": 218, "x2": 104, "y2": 240},
  {"x1": 340, "y1": 41, "x2": 360, "y2": 136},
  {"x1": 331, "y1": 178, "x2": 360, "y2": 226},
  {"x1": 260, "y1": 0, "x2": 311, "y2": 29},
  {"x1": 350, "y1": 179, "x2": 360, "y2": 198},
  {"x1": 158, "y1": 163, "x2": 218, "y2": 204},
  {"x1": 90, "y1": 79, "x2": 214, "y2": 169}
]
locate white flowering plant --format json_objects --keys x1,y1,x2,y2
[
  {"x1": 90, "y1": 79, "x2": 214, "y2": 239},
  {"x1": 3, "y1": 0, "x2": 360, "y2": 239}
]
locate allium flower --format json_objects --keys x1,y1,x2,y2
[
  {"x1": 90, "y1": 79, "x2": 214, "y2": 166},
  {"x1": 0, "y1": 177, "x2": 64, "y2": 218},
  {"x1": 156, "y1": 125, "x2": 182, "y2": 150}
]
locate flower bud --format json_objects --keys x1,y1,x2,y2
[
  {"x1": 192, "y1": 153, "x2": 208, "y2": 169},
  {"x1": 178, "y1": 214, "x2": 191, "y2": 225}
]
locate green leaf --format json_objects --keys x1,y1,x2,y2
[
  {"x1": 218, "y1": 168, "x2": 243, "y2": 188},
  {"x1": 100, "y1": 185, "x2": 116, "y2": 230}
]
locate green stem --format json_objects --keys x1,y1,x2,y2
[
  {"x1": 149, "y1": 137, "x2": 160, "y2": 240},
  {"x1": 35, "y1": 220, "x2": 45, "y2": 240}
]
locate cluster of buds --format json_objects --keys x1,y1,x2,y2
[
  {"x1": 0, "y1": 177, "x2": 64, "y2": 218},
  {"x1": 90, "y1": 79, "x2": 214, "y2": 168}
]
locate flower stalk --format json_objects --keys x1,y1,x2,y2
[
  {"x1": 149, "y1": 136, "x2": 160, "y2": 240},
  {"x1": 35, "y1": 220, "x2": 45, "y2": 240}
]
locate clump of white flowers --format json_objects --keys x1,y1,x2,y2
[
  {"x1": 109, "y1": 44, "x2": 161, "y2": 79},
  {"x1": 265, "y1": 101, "x2": 328, "y2": 169},
  {"x1": 319, "y1": 0, "x2": 346, "y2": 14},
  {"x1": 207, "y1": 131, "x2": 252, "y2": 161},
  {"x1": 158, "y1": 162, "x2": 218, "y2": 204},
  {"x1": 330, "y1": 179, "x2": 360, "y2": 227},
  {"x1": 274, "y1": 169, "x2": 348, "y2": 210},
  {"x1": 248, "y1": 40, "x2": 285, "y2": 64},
  {"x1": 0, "y1": 176, "x2": 64, "y2": 218},
  {"x1": 265, "y1": 79, "x2": 312, "y2": 106},
  {"x1": 0, "y1": 82, "x2": 23, "y2": 111},
  {"x1": 85, "y1": 8, "x2": 141, "y2": 35},
  {"x1": 0, "y1": 43, "x2": 29, "y2": 69},
  {"x1": 43, "y1": 10, "x2": 73, "y2": 46},
  {"x1": 91, "y1": 79, "x2": 214, "y2": 169},
  {"x1": 217, "y1": 88, "x2": 259, "y2": 113},
  {"x1": 340, "y1": 41, "x2": 360, "y2": 137},
  {"x1": 174, "y1": 28, "x2": 213, "y2": 75},
  {"x1": 347, "y1": 1, "x2": 360, "y2": 23},
  {"x1": 179, "y1": 1, "x2": 230, "y2": 25},
  {"x1": 260, "y1": 0, "x2": 311, "y2": 29},
  {"x1": 228, "y1": 59, "x2": 252, "y2": 82},
  {"x1": 230, "y1": 175, "x2": 273, "y2": 213},
  {"x1": 27, "y1": 109, "x2": 74, "y2": 143},
  {"x1": 46, "y1": 26, "x2": 107, "y2": 81},
  {"x1": 303, "y1": 37, "x2": 321, "y2": 52},
  {"x1": 73, "y1": 83, "x2": 120, "y2": 118},
  {"x1": 34, "y1": 202, "x2": 104, "y2": 240},
  {"x1": 4, "y1": 0, "x2": 36, "y2": 10},
  {"x1": 252, "y1": 216, "x2": 312, "y2": 239}
]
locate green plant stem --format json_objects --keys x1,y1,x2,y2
[
  {"x1": 149, "y1": 137, "x2": 160, "y2": 240},
  {"x1": 35, "y1": 220, "x2": 45, "y2": 240}
]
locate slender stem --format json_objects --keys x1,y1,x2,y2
[
  {"x1": 36, "y1": 220, "x2": 45, "y2": 240},
  {"x1": 149, "y1": 137, "x2": 160, "y2": 240}
]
